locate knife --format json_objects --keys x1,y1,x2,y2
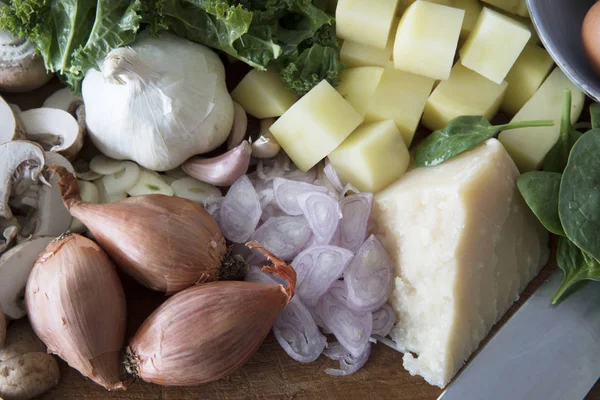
[{"x1": 438, "y1": 270, "x2": 600, "y2": 400}]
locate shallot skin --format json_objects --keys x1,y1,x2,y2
[
  {"x1": 126, "y1": 281, "x2": 287, "y2": 386},
  {"x1": 26, "y1": 233, "x2": 127, "y2": 390}
]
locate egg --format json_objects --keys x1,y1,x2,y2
[{"x1": 582, "y1": 1, "x2": 600, "y2": 72}]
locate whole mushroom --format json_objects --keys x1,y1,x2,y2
[{"x1": 0, "y1": 31, "x2": 52, "y2": 92}]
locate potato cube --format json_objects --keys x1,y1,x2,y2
[
  {"x1": 328, "y1": 120, "x2": 410, "y2": 193},
  {"x1": 270, "y1": 80, "x2": 363, "y2": 171},
  {"x1": 393, "y1": 1, "x2": 465, "y2": 80},
  {"x1": 422, "y1": 62, "x2": 508, "y2": 131},
  {"x1": 498, "y1": 68, "x2": 585, "y2": 172},
  {"x1": 365, "y1": 65, "x2": 435, "y2": 146},
  {"x1": 482, "y1": 0, "x2": 528, "y2": 16},
  {"x1": 336, "y1": 0, "x2": 399, "y2": 49},
  {"x1": 460, "y1": 7, "x2": 531, "y2": 84},
  {"x1": 337, "y1": 67, "x2": 384, "y2": 116},
  {"x1": 501, "y1": 44, "x2": 554, "y2": 116},
  {"x1": 231, "y1": 69, "x2": 298, "y2": 119},
  {"x1": 426, "y1": 0, "x2": 483, "y2": 38}
]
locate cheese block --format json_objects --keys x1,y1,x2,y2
[{"x1": 372, "y1": 139, "x2": 549, "y2": 388}]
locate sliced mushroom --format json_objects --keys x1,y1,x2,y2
[
  {"x1": 0, "y1": 31, "x2": 52, "y2": 92},
  {"x1": 0, "y1": 236, "x2": 53, "y2": 320},
  {"x1": 0, "y1": 304, "x2": 5, "y2": 348},
  {"x1": 20, "y1": 108, "x2": 84, "y2": 161},
  {"x1": 42, "y1": 87, "x2": 83, "y2": 115},
  {"x1": 0, "y1": 95, "x2": 25, "y2": 145},
  {"x1": 0, "y1": 141, "x2": 45, "y2": 253},
  {"x1": 17, "y1": 152, "x2": 74, "y2": 241}
]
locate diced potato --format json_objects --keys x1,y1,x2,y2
[
  {"x1": 270, "y1": 80, "x2": 363, "y2": 172},
  {"x1": 498, "y1": 68, "x2": 585, "y2": 172},
  {"x1": 328, "y1": 120, "x2": 410, "y2": 193},
  {"x1": 365, "y1": 65, "x2": 435, "y2": 146},
  {"x1": 481, "y1": 0, "x2": 528, "y2": 16},
  {"x1": 336, "y1": 0, "x2": 399, "y2": 49},
  {"x1": 490, "y1": 7, "x2": 540, "y2": 44},
  {"x1": 501, "y1": 44, "x2": 554, "y2": 116},
  {"x1": 340, "y1": 19, "x2": 398, "y2": 67},
  {"x1": 231, "y1": 69, "x2": 298, "y2": 118},
  {"x1": 460, "y1": 7, "x2": 531, "y2": 84},
  {"x1": 393, "y1": 1, "x2": 465, "y2": 80},
  {"x1": 337, "y1": 67, "x2": 384, "y2": 116},
  {"x1": 426, "y1": 0, "x2": 483, "y2": 38},
  {"x1": 422, "y1": 62, "x2": 508, "y2": 131}
]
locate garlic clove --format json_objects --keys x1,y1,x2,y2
[
  {"x1": 127, "y1": 169, "x2": 173, "y2": 196},
  {"x1": 227, "y1": 102, "x2": 248, "y2": 150},
  {"x1": 251, "y1": 118, "x2": 280, "y2": 159},
  {"x1": 183, "y1": 141, "x2": 252, "y2": 187}
]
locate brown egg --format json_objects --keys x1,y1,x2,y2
[{"x1": 582, "y1": 1, "x2": 600, "y2": 72}]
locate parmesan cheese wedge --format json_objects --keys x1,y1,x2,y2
[{"x1": 372, "y1": 139, "x2": 549, "y2": 388}]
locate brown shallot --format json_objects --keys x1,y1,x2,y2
[
  {"x1": 25, "y1": 233, "x2": 126, "y2": 390},
  {"x1": 124, "y1": 242, "x2": 296, "y2": 386},
  {"x1": 50, "y1": 165, "x2": 247, "y2": 294}
]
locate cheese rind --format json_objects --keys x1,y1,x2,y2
[{"x1": 372, "y1": 139, "x2": 549, "y2": 388}]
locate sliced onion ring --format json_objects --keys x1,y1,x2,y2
[
  {"x1": 371, "y1": 304, "x2": 396, "y2": 337},
  {"x1": 324, "y1": 341, "x2": 371, "y2": 376},
  {"x1": 337, "y1": 193, "x2": 374, "y2": 253},
  {"x1": 323, "y1": 159, "x2": 344, "y2": 193},
  {"x1": 291, "y1": 245, "x2": 353, "y2": 307},
  {"x1": 219, "y1": 175, "x2": 261, "y2": 243},
  {"x1": 273, "y1": 178, "x2": 328, "y2": 216},
  {"x1": 297, "y1": 191, "x2": 341, "y2": 245},
  {"x1": 250, "y1": 216, "x2": 311, "y2": 260},
  {"x1": 345, "y1": 235, "x2": 393, "y2": 313}
]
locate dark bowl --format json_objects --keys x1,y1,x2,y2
[{"x1": 527, "y1": 0, "x2": 600, "y2": 101}]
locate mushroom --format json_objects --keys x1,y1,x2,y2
[
  {"x1": 0, "y1": 95, "x2": 25, "y2": 145},
  {"x1": 0, "y1": 31, "x2": 52, "y2": 92},
  {"x1": 251, "y1": 118, "x2": 281, "y2": 159},
  {"x1": 19, "y1": 108, "x2": 84, "y2": 161},
  {"x1": 16, "y1": 152, "x2": 74, "y2": 241},
  {"x1": 42, "y1": 87, "x2": 83, "y2": 115},
  {"x1": 0, "y1": 141, "x2": 45, "y2": 253},
  {"x1": 0, "y1": 305, "x2": 5, "y2": 348},
  {"x1": 0, "y1": 236, "x2": 53, "y2": 320}
]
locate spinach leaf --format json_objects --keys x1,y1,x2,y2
[
  {"x1": 591, "y1": 103, "x2": 600, "y2": 130},
  {"x1": 517, "y1": 171, "x2": 565, "y2": 236},
  {"x1": 414, "y1": 116, "x2": 555, "y2": 167},
  {"x1": 542, "y1": 90, "x2": 582, "y2": 173},
  {"x1": 552, "y1": 236, "x2": 600, "y2": 304},
  {"x1": 559, "y1": 129, "x2": 600, "y2": 262}
]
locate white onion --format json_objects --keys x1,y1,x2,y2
[
  {"x1": 292, "y1": 246, "x2": 353, "y2": 307},
  {"x1": 298, "y1": 191, "x2": 342, "y2": 245},
  {"x1": 250, "y1": 216, "x2": 312, "y2": 260},
  {"x1": 324, "y1": 341, "x2": 371, "y2": 376},
  {"x1": 273, "y1": 178, "x2": 328, "y2": 216},
  {"x1": 337, "y1": 193, "x2": 373, "y2": 253},
  {"x1": 371, "y1": 304, "x2": 396, "y2": 337},
  {"x1": 219, "y1": 175, "x2": 262, "y2": 243}
]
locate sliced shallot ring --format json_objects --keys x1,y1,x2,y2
[
  {"x1": 183, "y1": 141, "x2": 251, "y2": 187},
  {"x1": 323, "y1": 159, "x2": 344, "y2": 193},
  {"x1": 345, "y1": 235, "x2": 393, "y2": 313},
  {"x1": 371, "y1": 304, "x2": 396, "y2": 337},
  {"x1": 250, "y1": 216, "x2": 311, "y2": 260},
  {"x1": 324, "y1": 342, "x2": 371, "y2": 376},
  {"x1": 297, "y1": 191, "x2": 341, "y2": 245},
  {"x1": 273, "y1": 178, "x2": 328, "y2": 216},
  {"x1": 219, "y1": 175, "x2": 261, "y2": 243},
  {"x1": 291, "y1": 246, "x2": 353, "y2": 307},
  {"x1": 337, "y1": 193, "x2": 374, "y2": 253}
]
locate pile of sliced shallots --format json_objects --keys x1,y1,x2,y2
[{"x1": 208, "y1": 154, "x2": 395, "y2": 376}]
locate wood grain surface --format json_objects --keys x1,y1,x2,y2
[{"x1": 4, "y1": 81, "x2": 599, "y2": 400}]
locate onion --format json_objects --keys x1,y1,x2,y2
[
  {"x1": 219, "y1": 175, "x2": 262, "y2": 243},
  {"x1": 297, "y1": 191, "x2": 341, "y2": 245},
  {"x1": 316, "y1": 290, "x2": 372, "y2": 358},
  {"x1": 291, "y1": 246, "x2": 353, "y2": 307},
  {"x1": 125, "y1": 243, "x2": 296, "y2": 386},
  {"x1": 337, "y1": 193, "x2": 373, "y2": 253},
  {"x1": 250, "y1": 216, "x2": 312, "y2": 260},
  {"x1": 273, "y1": 178, "x2": 328, "y2": 216},
  {"x1": 323, "y1": 160, "x2": 344, "y2": 193},
  {"x1": 26, "y1": 233, "x2": 126, "y2": 390},
  {"x1": 324, "y1": 342, "x2": 371, "y2": 376},
  {"x1": 51, "y1": 165, "x2": 247, "y2": 294},
  {"x1": 372, "y1": 304, "x2": 396, "y2": 337},
  {"x1": 345, "y1": 235, "x2": 393, "y2": 312}
]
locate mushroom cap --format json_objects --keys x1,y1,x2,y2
[
  {"x1": 42, "y1": 88, "x2": 83, "y2": 115},
  {"x1": 0, "y1": 95, "x2": 25, "y2": 145},
  {"x1": 0, "y1": 32, "x2": 52, "y2": 92},
  {"x1": 0, "y1": 236, "x2": 53, "y2": 319}
]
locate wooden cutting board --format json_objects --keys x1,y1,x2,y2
[{"x1": 4, "y1": 82, "x2": 599, "y2": 400}]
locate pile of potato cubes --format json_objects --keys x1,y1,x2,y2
[{"x1": 232, "y1": 0, "x2": 580, "y2": 194}]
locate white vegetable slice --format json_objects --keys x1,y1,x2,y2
[
  {"x1": 250, "y1": 216, "x2": 312, "y2": 260},
  {"x1": 297, "y1": 191, "x2": 342, "y2": 245},
  {"x1": 102, "y1": 161, "x2": 141, "y2": 195},
  {"x1": 219, "y1": 175, "x2": 261, "y2": 243},
  {"x1": 273, "y1": 178, "x2": 328, "y2": 216},
  {"x1": 324, "y1": 341, "x2": 371, "y2": 376},
  {"x1": 171, "y1": 177, "x2": 222, "y2": 205},
  {"x1": 89, "y1": 154, "x2": 127, "y2": 175},
  {"x1": 160, "y1": 174, "x2": 177, "y2": 185},
  {"x1": 371, "y1": 304, "x2": 396, "y2": 337},
  {"x1": 323, "y1": 159, "x2": 344, "y2": 193},
  {"x1": 69, "y1": 180, "x2": 99, "y2": 232},
  {"x1": 95, "y1": 180, "x2": 127, "y2": 204},
  {"x1": 337, "y1": 193, "x2": 374, "y2": 253},
  {"x1": 344, "y1": 235, "x2": 393, "y2": 313},
  {"x1": 164, "y1": 168, "x2": 189, "y2": 179},
  {"x1": 291, "y1": 245, "x2": 354, "y2": 307},
  {"x1": 127, "y1": 169, "x2": 174, "y2": 197}
]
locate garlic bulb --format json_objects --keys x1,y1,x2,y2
[{"x1": 82, "y1": 33, "x2": 234, "y2": 171}]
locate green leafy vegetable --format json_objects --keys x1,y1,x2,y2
[
  {"x1": 552, "y1": 236, "x2": 600, "y2": 304},
  {"x1": 542, "y1": 90, "x2": 581, "y2": 173},
  {"x1": 559, "y1": 128, "x2": 600, "y2": 263},
  {"x1": 414, "y1": 116, "x2": 555, "y2": 167},
  {"x1": 591, "y1": 103, "x2": 600, "y2": 130},
  {"x1": 517, "y1": 171, "x2": 564, "y2": 236}
]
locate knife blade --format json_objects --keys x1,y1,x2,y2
[{"x1": 439, "y1": 270, "x2": 600, "y2": 400}]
